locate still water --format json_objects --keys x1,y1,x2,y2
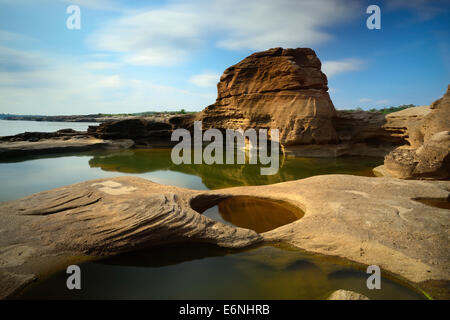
[
  {"x1": 17, "y1": 244, "x2": 425, "y2": 300},
  {"x1": 0, "y1": 119, "x2": 98, "y2": 136},
  {"x1": 0, "y1": 148, "x2": 382, "y2": 202},
  {"x1": 1, "y1": 147, "x2": 424, "y2": 299},
  {"x1": 202, "y1": 198, "x2": 304, "y2": 233}
]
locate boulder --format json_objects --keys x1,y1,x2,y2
[
  {"x1": 88, "y1": 118, "x2": 172, "y2": 139},
  {"x1": 327, "y1": 290, "x2": 369, "y2": 300},
  {"x1": 379, "y1": 86, "x2": 450, "y2": 179},
  {"x1": 384, "y1": 131, "x2": 450, "y2": 179},
  {"x1": 411, "y1": 85, "x2": 450, "y2": 146},
  {"x1": 384, "y1": 106, "x2": 431, "y2": 147},
  {"x1": 88, "y1": 118, "x2": 174, "y2": 147},
  {"x1": 196, "y1": 47, "x2": 338, "y2": 145}
]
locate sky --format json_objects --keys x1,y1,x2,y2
[{"x1": 0, "y1": 0, "x2": 449, "y2": 115}]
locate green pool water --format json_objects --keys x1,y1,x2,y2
[
  {"x1": 2, "y1": 148, "x2": 424, "y2": 300},
  {"x1": 16, "y1": 243, "x2": 425, "y2": 300},
  {"x1": 0, "y1": 148, "x2": 382, "y2": 201}
]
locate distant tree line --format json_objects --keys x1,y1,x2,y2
[
  {"x1": 340, "y1": 104, "x2": 416, "y2": 114},
  {"x1": 0, "y1": 109, "x2": 197, "y2": 119},
  {"x1": 96, "y1": 109, "x2": 196, "y2": 117}
]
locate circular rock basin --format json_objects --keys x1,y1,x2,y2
[{"x1": 202, "y1": 196, "x2": 304, "y2": 233}]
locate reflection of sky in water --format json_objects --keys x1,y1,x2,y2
[
  {"x1": 140, "y1": 170, "x2": 206, "y2": 190},
  {"x1": 0, "y1": 120, "x2": 99, "y2": 137},
  {"x1": 0, "y1": 153, "x2": 206, "y2": 201}
]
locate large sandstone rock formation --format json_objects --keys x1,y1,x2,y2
[
  {"x1": 197, "y1": 47, "x2": 338, "y2": 145},
  {"x1": 1, "y1": 175, "x2": 449, "y2": 299}
]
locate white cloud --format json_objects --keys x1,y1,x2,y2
[
  {"x1": 188, "y1": 72, "x2": 220, "y2": 87},
  {"x1": 322, "y1": 58, "x2": 365, "y2": 77},
  {"x1": 63, "y1": 0, "x2": 122, "y2": 11},
  {"x1": 98, "y1": 75, "x2": 121, "y2": 88},
  {"x1": 88, "y1": 0, "x2": 361, "y2": 66},
  {"x1": 0, "y1": 0, "x2": 123, "y2": 11},
  {"x1": 0, "y1": 46, "x2": 49, "y2": 73},
  {"x1": 355, "y1": 98, "x2": 391, "y2": 107},
  {"x1": 375, "y1": 99, "x2": 391, "y2": 106},
  {"x1": 0, "y1": 29, "x2": 35, "y2": 43},
  {"x1": 0, "y1": 46, "x2": 213, "y2": 114},
  {"x1": 82, "y1": 62, "x2": 120, "y2": 70},
  {"x1": 328, "y1": 87, "x2": 338, "y2": 94},
  {"x1": 123, "y1": 48, "x2": 189, "y2": 67}
]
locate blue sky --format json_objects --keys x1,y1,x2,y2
[{"x1": 0, "y1": 0, "x2": 448, "y2": 115}]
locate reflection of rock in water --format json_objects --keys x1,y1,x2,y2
[
  {"x1": 414, "y1": 197, "x2": 450, "y2": 210},
  {"x1": 87, "y1": 148, "x2": 382, "y2": 189},
  {"x1": 88, "y1": 149, "x2": 171, "y2": 173},
  {"x1": 228, "y1": 245, "x2": 331, "y2": 299},
  {"x1": 94, "y1": 243, "x2": 234, "y2": 268},
  {"x1": 285, "y1": 259, "x2": 322, "y2": 272}
]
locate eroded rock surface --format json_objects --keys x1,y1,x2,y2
[
  {"x1": 379, "y1": 86, "x2": 450, "y2": 179},
  {"x1": 0, "y1": 175, "x2": 449, "y2": 299},
  {"x1": 196, "y1": 47, "x2": 338, "y2": 145},
  {"x1": 87, "y1": 118, "x2": 174, "y2": 147},
  {"x1": 0, "y1": 129, "x2": 134, "y2": 159},
  {"x1": 383, "y1": 106, "x2": 431, "y2": 147}
]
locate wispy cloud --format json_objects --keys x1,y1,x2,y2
[
  {"x1": 322, "y1": 58, "x2": 365, "y2": 78},
  {"x1": 88, "y1": 0, "x2": 361, "y2": 66},
  {"x1": 188, "y1": 72, "x2": 220, "y2": 87},
  {"x1": 0, "y1": 0, "x2": 123, "y2": 11},
  {"x1": 0, "y1": 29, "x2": 36, "y2": 43},
  {"x1": 375, "y1": 99, "x2": 391, "y2": 106},
  {"x1": 387, "y1": 0, "x2": 447, "y2": 20},
  {"x1": 328, "y1": 87, "x2": 338, "y2": 94},
  {"x1": 81, "y1": 61, "x2": 120, "y2": 70},
  {"x1": 357, "y1": 98, "x2": 391, "y2": 107},
  {"x1": 0, "y1": 46, "x2": 213, "y2": 114},
  {"x1": 63, "y1": 0, "x2": 123, "y2": 11}
]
